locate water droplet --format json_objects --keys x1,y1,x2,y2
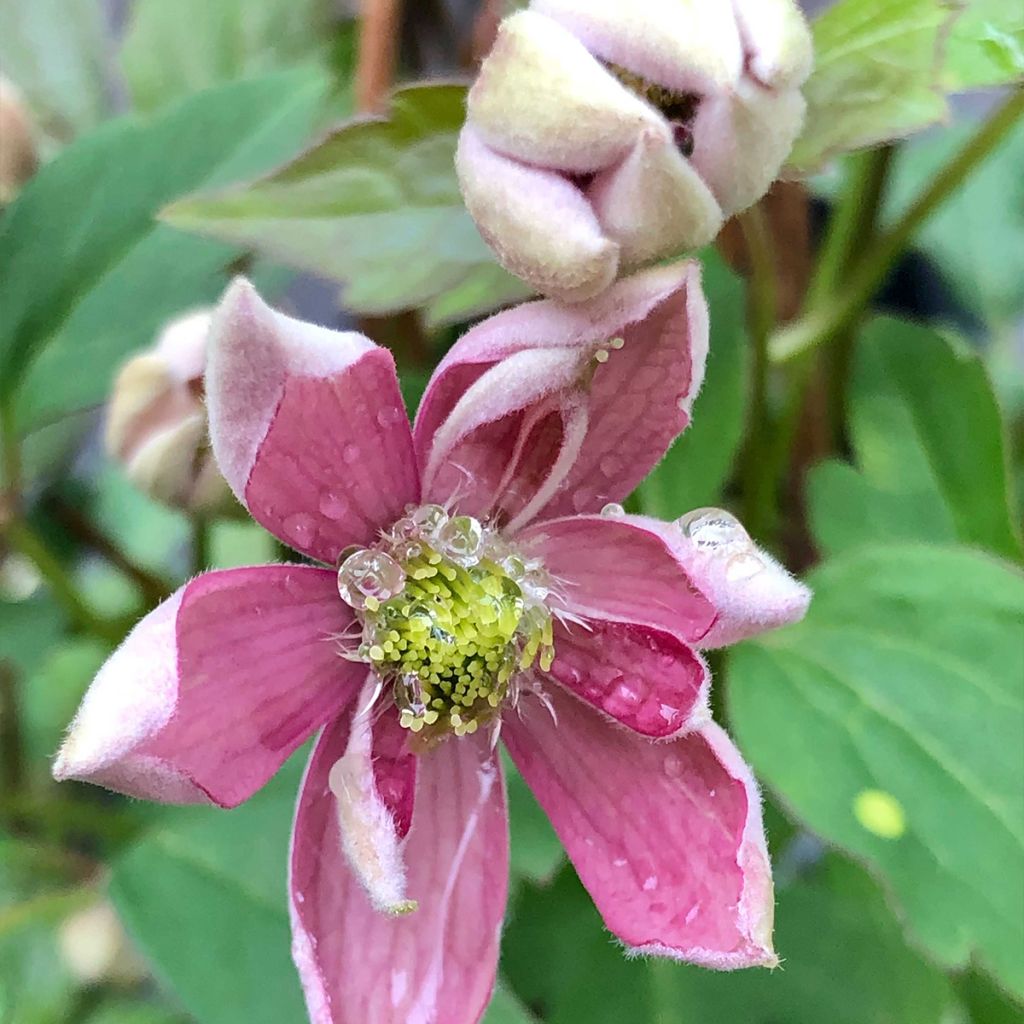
[
  {"x1": 342, "y1": 444, "x2": 360, "y2": 465},
  {"x1": 337, "y1": 549, "x2": 406, "y2": 609},
  {"x1": 572, "y1": 488, "x2": 592, "y2": 512},
  {"x1": 437, "y1": 515, "x2": 484, "y2": 565},
  {"x1": 663, "y1": 753, "x2": 683, "y2": 779},
  {"x1": 643, "y1": 875, "x2": 659, "y2": 891},
  {"x1": 676, "y1": 507, "x2": 749, "y2": 551},
  {"x1": 725, "y1": 551, "x2": 765, "y2": 582},
  {"x1": 409, "y1": 503, "x2": 448, "y2": 537},
  {"x1": 376, "y1": 406, "x2": 404, "y2": 428},
  {"x1": 283, "y1": 513, "x2": 317, "y2": 547},
  {"x1": 318, "y1": 492, "x2": 349, "y2": 520},
  {"x1": 676, "y1": 395, "x2": 689, "y2": 411},
  {"x1": 600, "y1": 502, "x2": 626, "y2": 518},
  {"x1": 600, "y1": 454, "x2": 624, "y2": 478}
]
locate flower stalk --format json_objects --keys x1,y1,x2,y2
[{"x1": 770, "y1": 88, "x2": 1024, "y2": 365}]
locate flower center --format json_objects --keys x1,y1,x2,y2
[
  {"x1": 337, "y1": 506, "x2": 554, "y2": 739},
  {"x1": 605, "y1": 62, "x2": 701, "y2": 156}
]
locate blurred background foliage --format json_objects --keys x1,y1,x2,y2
[{"x1": 1, "y1": 1, "x2": 1022, "y2": 1023}]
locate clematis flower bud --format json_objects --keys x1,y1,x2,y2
[
  {"x1": 0, "y1": 76, "x2": 39, "y2": 202},
  {"x1": 458, "y1": 0, "x2": 813, "y2": 302},
  {"x1": 105, "y1": 308, "x2": 235, "y2": 515}
]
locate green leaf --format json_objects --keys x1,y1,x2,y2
[
  {"x1": 502, "y1": 867, "x2": 654, "y2": 1024},
  {"x1": 0, "y1": 839, "x2": 78, "y2": 1024},
  {"x1": 728, "y1": 543, "x2": 1024, "y2": 997},
  {"x1": 79, "y1": 1000, "x2": 184, "y2": 1024},
  {"x1": 482, "y1": 982, "x2": 540, "y2": 1024},
  {"x1": 944, "y1": 0, "x2": 1024, "y2": 89},
  {"x1": 0, "y1": 0, "x2": 108, "y2": 138},
  {"x1": 956, "y1": 967, "x2": 1024, "y2": 1023},
  {"x1": 0, "y1": 594, "x2": 64, "y2": 679},
  {"x1": 109, "y1": 755, "x2": 307, "y2": 1024},
  {"x1": 659, "y1": 855, "x2": 957, "y2": 1024},
  {"x1": 164, "y1": 83, "x2": 532, "y2": 324},
  {"x1": 22, "y1": 638, "x2": 106, "y2": 767},
  {"x1": 0, "y1": 69, "x2": 328, "y2": 435},
  {"x1": 791, "y1": 0, "x2": 959, "y2": 172},
  {"x1": 120, "y1": 0, "x2": 340, "y2": 112},
  {"x1": 637, "y1": 252, "x2": 748, "y2": 516},
  {"x1": 808, "y1": 318, "x2": 1022, "y2": 560},
  {"x1": 505, "y1": 757, "x2": 564, "y2": 886}
]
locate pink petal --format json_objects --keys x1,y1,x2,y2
[
  {"x1": 206, "y1": 279, "x2": 419, "y2": 565},
  {"x1": 549, "y1": 619, "x2": 709, "y2": 738},
  {"x1": 517, "y1": 513, "x2": 716, "y2": 641},
  {"x1": 291, "y1": 726, "x2": 508, "y2": 1024},
  {"x1": 53, "y1": 566, "x2": 360, "y2": 807},
  {"x1": 587, "y1": 126, "x2": 723, "y2": 265},
  {"x1": 503, "y1": 687, "x2": 775, "y2": 968},
  {"x1": 533, "y1": 0, "x2": 744, "y2": 94},
  {"x1": 689, "y1": 83, "x2": 806, "y2": 217},
  {"x1": 467, "y1": 11, "x2": 662, "y2": 172},
  {"x1": 415, "y1": 263, "x2": 707, "y2": 526},
  {"x1": 326, "y1": 679, "x2": 419, "y2": 915},
  {"x1": 456, "y1": 125, "x2": 619, "y2": 304},
  {"x1": 634, "y1": 513, "x2": 811, "y2": 647}
]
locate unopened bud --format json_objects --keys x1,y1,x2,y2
[
  {"x1": 458, "y1": 0, "x2": 812, "y2": 302},
  {"x1": 58, "y1": 900, "x2": 148, "y2": 986},
  {"x1": 106, "y1": 309, "x2": 235, "y2": 515},
  {"x1": 0, "y1": 77, "x2": 39, "y2": 202}
]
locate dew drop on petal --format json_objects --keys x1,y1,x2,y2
[
  {"x1": 725, "y1": 551, "x2": 765, "y2": 582},
  {"x1": 283, "y1": 512, "x2": 317, "y2": 547},
  {"x1": 599, "y1": 455, "x2": 623, "y2": 478},
  {"x1": 663, "y1": 753, "x2": 683, "y2": 779},
  {"x1": 676, "y1": 507, "x2": 749, "y2": 551},
  {"x1": 318, "y1": 492, "x2": 349, "y2": 520},
  {"x1": 376, "y1": 406, "x2": 404, "y2": 428},
  {"x1": 600, "y1": 502, "x2": 626, "y2": 518},
  {"x1": 342, "y1": 444, "x2": 360, "y2": 465},
  {"x1": 572, "y1": 488, "x2": 592, "y2": 513}
]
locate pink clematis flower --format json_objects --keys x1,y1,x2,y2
[{"x1": 54, "y1": 262, "x2": 809, "y2": 1024}]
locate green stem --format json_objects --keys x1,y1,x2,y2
[
  {"x1": 737, "y1": 205, "x2": 778, "y2": 543},
  {"x1": 765, "y1": 145, "x2": 897, "y2": 535},
  {"x1": 0, "y1": 663, "x2": 24, "y2": 798},
  {"x1": 48, "y1": 495, "x2": 174, "y2": 607},
  {"x1": 0, "y1": 400, "x2": 20, "y2": 499},
  {"x1": 2, "y1": 519, "x2": 123, "y2": 644},
  {"x1": 191, "y1": 516, "x2": 211, "y2": 574},
  {"x1": 771, "y1": 89, "x2": 1024, "y2": 364}
]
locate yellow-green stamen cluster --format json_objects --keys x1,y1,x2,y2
[
  {"x1": 337, "y1": 507, "x2": 554, "y2": 740},
  {"x1": 605, "y1": 62, "x2": 701, "y2": 155}
]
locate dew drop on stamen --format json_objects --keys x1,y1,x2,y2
[{"x1": 437, "y1": 515, "x2": 484, "y2": 565}]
